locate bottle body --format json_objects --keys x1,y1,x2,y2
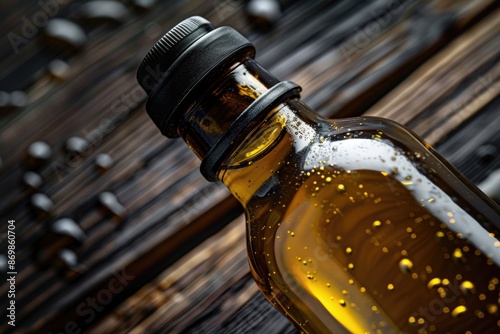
[
  {"x1": 137, "y1": 17, "x2": 500, "y2": 334},
  {"x1": 221, "y1": 100, "x2": 500, "y2": 333}
]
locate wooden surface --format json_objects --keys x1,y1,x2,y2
[{"x1": 0, "y1": 0, "x2": 499, "y2": 333}]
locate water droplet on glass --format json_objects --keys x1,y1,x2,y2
[
  {"x1": 399, "y1": 258, "x2": 413, "y2": 273},
  {"x1": 427, "y1": 278, "x2": 441, "y2": 289},
  {"x1": 487, "y1": 304, "x2": 498, "y2": 314},
  {"x1": 453, "y1": 248, "x2": 464, "y2": 261},
  {"x1": 459, "y1": 281, "x2": 475, "y2": 295},
  {"x1": 451, "y1": 305, "x2": 467, "y2": 317}
]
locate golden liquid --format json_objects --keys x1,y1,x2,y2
[
  {"x1": 221, "y1": 109, "x2": 500, "y2": 333},
  {"x1": 272, "y1": 169, "x2": 499, "y2": 333}
]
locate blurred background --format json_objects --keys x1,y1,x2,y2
[{"x1": 0, "y1": 0, "x2": 499, "y2": 333}]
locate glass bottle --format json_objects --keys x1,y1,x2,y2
[{"x1": 136, "y1": 17, "x2": 500, "y2": 333}]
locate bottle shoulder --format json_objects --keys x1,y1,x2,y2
[{"x1": 244, "y1": 113, "x2": 499, "y2": 228}]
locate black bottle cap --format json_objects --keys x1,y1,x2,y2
[
  {"x1": 136, "y1": 16, "x2": 256, "y2": 137},
  {"x1": 137, "y1": 16, "x2": 214, "y2": 95}
]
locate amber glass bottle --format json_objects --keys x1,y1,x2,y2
[{"x1": 137, "y1": 17, "x2": 500, "y2": 333}]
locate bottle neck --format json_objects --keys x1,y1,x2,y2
[
  {"x1": 220, "y1": 100, "x2": 321, "y2": 205},
  {"x1": 177, "y1": 57, "x2": 321, "y2": 204},
  {"x1": 177, "y1": 58, "x2": 279, "y2": 160}
]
